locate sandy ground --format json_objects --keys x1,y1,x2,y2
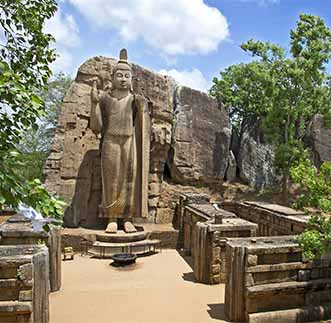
[{"x1": 50, "y1": 250, "x2": 230, "y2": 323}]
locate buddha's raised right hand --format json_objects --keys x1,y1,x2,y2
[{"x1": 91, "y1": 79, "x2": 99, "y2": 104}]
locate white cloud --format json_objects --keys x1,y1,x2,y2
[
  {"x1": 159, "y1": 68, "x2": 210, "y2": 92},
  {"x1": 44, "y1": 9, "x2": 80, "y2": 73},
  {"x1": 44, "y1": 10, "x2": 80, "y2": 48},
  {"x1": 50, "y1": 49, "x2": 74, "y2": 74},
  {"x1": 69, "y1": 0, "x2": 229, "y2": 56}
]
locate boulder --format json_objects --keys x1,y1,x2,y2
[
  {"x1": 306, "y1": 114, "x2": 331, "y2": 167},
  {"x1": 237, "y1": 122, "x2": 277, "y2": 190},
  {"x1": 170, "y1": 86, "x2": 231, "y2": 184},
  {"x1": 225, "y1": 150, "x2": 237, "y2": 182}
]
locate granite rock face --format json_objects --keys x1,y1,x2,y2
[
  {"x1": 225, "y1": 150, "x2": 237, "y2": 182},
  {"x1": 44, "y1": 56, "x2": 230, "y2": 228},
  {"x1": 170, "y1": 86, "x2": 231, "y2": 184},
  {"x1": 306, "y1": 114, "x2": 331, "y2": 167},
  {"x1": 237, "y1": 122, "x2": 278, "y2": 190}
]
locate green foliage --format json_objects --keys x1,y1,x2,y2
[
  {"x1": 210, "y1": 14, "x2": 331, "y2": 195},
  {"x1": 17, "y1": 73, "x2": 72, "y2": 181},
  {"x1": 290, "y1": 159, "x2": 331, "y2": 212},
  {"x1": 22, "y1": 179, "x2": 65, "y2": 227},
  {"x1": 0, "y1": 0, "x2": 64, "y2": 223},
  {"x1": 39, "y1": 72, "x2": 72, "y2": 128},
  {"x1": 297, "y1": 215, "x2": 331, "y2": 260},
  {"x1": 0, "y1": 0, "x2": 58, "y2": 150},
  {"x1": 0, "y1": 151, "x2": 64, "y2": 225},
  {"x1": 291, "y1": 159, "x2": 331, "y2": 260}
]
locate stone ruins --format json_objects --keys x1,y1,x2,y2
[{"x1": 1, "y1": 51, "x2": 331, "y2": 323}]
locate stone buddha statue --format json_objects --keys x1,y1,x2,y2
[{"x1": 90, "y1": 49, "x2": 150, "y2": 233}]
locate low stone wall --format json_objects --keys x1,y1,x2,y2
[
  {"x1": 0, "y1": 245, "x2": 50, "y2": 323},
  {"x1": 176, "y1": 193, "x2": 210, "y2": 251},
  {"x1": 177, "y1": 193, "x2": 257, "y2": 284},
  {"x1": 0, "y1": 215, "x2": 62, "y2": 292},
  {"x1": 221, "y1": 201, "x2": 309, "y2": 236},
  {"x1": 225, "y1": 236, "x2": 331, "y2": 323},
  {"x1": 194, "y1": 219, "x2": 257, "y2": 284}
]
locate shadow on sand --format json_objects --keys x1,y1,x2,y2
[
  {"x1": 176, "y1": 250, "x2": 200, "y2": 284},
  {"x1": 182, "y1": 272, "x2": 198, "y2": 283},
  {"x1": 207, "y1": 303, "x2": 231, "y2": 322}
]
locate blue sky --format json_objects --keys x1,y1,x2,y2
[{"x1": 46, "y1": 0, "x2": 331, "y2": 92}]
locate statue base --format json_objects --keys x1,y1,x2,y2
[{"x1": 96, "y1": 229, "x2": 147, "y2": 243}]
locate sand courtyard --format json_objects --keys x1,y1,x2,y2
[{"x1": 50, "y1": 250, "x2": 229, "y2": 323}]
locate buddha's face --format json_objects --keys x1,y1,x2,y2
[{"x1": 112, "y1": 69, "x2": 132, "y2": 90}]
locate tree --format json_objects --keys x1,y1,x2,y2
[
  {"x1": 17, "y1": 73, "x2": 72, "y2": 181},
  {"x1": 0, "y1": 0, "x2": 64, "y2": 224},
  {"x1": 290, "y1": 159, "x2": 331, "y2": 212},
  {"x1": 210, "y1": 14, "x2": 331, "y2": 200}
]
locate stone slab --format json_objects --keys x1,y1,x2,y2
[
  {"x1": 189, "y1": 204, "x2": 237, "y2": 219},
  {"x1": 245, "y1": 201, "x2": 306, "y2": 216},
  {"x1": 0, "y1": 301, "x2": 32, "y2": 314},
  {"x1": 208, "y1": 218, "x2": 258, "y2": 232},
  {"x1": 93, "y1": 239, "x2": 160, "y2": 248},
  {"x1": 96, "y1": 230, "x2": 147, "y2": 243}
]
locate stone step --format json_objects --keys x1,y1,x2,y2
[
  {"x1": 0, "y1": 279, "x2": 18, "y2": 289},
  {"x1": 0, "y1": 301, "x2": 32, "y2": 314},
  {"x1": 93, "y1": 239, "x2": 161, "y2": 248},
  {"x1": 0, "y1": 256, "x2": 32, "y2": 267},
  {"x1": 96, "y1": 230, "x2": 147, "y2": 243},
  {"x1": 247, "y1": 278, "x2": 331, "y2": 297},
  {"x1": 89, "y1": 239, "x2": 161, "y2": 257},
  {"x1": 248, "y1": 303, "x2": 331, "y2": 323}
]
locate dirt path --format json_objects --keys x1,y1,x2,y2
[{"x1": 50, "y1": 250, "x2": 229, "y2": 323}]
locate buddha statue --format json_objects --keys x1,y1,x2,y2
[{"x1": 90, "y1": 49, "x2": 150, "y2": 233}]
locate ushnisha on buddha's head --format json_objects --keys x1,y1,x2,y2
[{"x1": 111, "y1": 48, "x2": 132, "y2": 91}]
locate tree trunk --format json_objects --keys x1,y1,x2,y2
[
  {"x1": 282, "y1": 113, "x2": 290, "y2": 204},
  {"x1": 281, "y1": 163, "x2": 288, "y2": 205}
]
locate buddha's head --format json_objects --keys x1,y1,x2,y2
[{"x1": 112, "y1": 48, "x2": 132, "y2": 91}]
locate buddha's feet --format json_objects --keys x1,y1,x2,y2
[
  {"x1": 124, "y1": 221, "x2": 137, "y2": 233},
  {"x1": 105, "y1": 222, "x2": 118, "y2": 233}
]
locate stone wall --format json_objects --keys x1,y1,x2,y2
[
  {"x1": 0, "y1": 215, "x2": 62, "y2": 292},
  {"x1": 221, "y1": 201, "x2": 309, "y2": 236},
  {"x1": 225, "y1": 236, "x2": 331, "y2": 323},
  {"x1": 193, "y1": 218, "x2": 257, "y2": 284},
  {"x1": 0, "y1": 245, "x2": 50, "y2": 323},
  {"x1": 177, "y1": 193, "x2": 257, "y2": 284},
  {"x1": 177, "y1": 193, "x2": 211, "y2": 253},
  {"x1": 44, "y1": 56, "x2": 230, "y2": 228}
]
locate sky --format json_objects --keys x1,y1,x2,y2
[{"x1": 45, "y1": 0, "x2": 331, "y2": 92}]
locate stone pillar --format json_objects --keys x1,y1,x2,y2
[
  {"x1": 0, "y1": 214, "x2": 61, "y2": 292},
  {"x1": 47, "y1": 227, "x2": 61, "y2": 292},
  {"x1": 32, "y1": 247, "x2": 50, "y2": 323},
  {"x1": 224, "y1": 241, "x2": 246, "y2": 322},
  {"x1": 193, "y1": 222, "x2": 211, "y2": 284}
]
